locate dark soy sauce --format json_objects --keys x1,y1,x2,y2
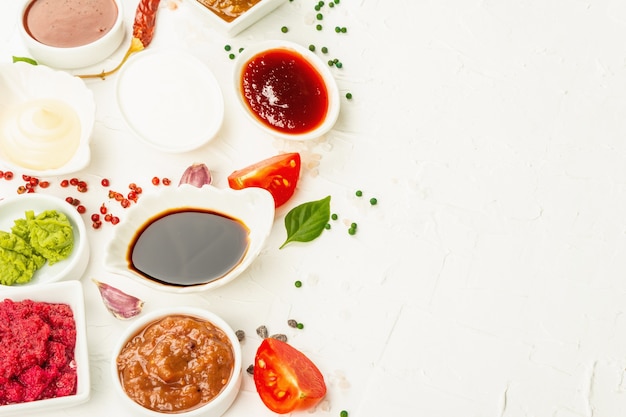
[{"x1": 128, "y1": 208, "x2": 250, "y2": 286}]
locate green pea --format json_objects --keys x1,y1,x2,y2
[
  {"x1": 297, "y1": 322, "x2": 304, "y2": 329},
  {"x1": 281, "y1": 26, "x2": 289, "y2": 33},
  {"x1": 228, "y1": 53, "x2": 235, "y2": 60},
  {"x1": 317, "y1": 13, "x2": 323, "y2": 20},
  {"x1": 340, "y1": 411, "x2": 348, "y2": 417},
  {"x1": 294, "y1": 280, "x2": 302, "y2": 288},
  {"x1": 355, "y1": 190, "x2": 363, "y2": 197},
  {"x1": 309, "y1": 44, "x2": 316, "y2": 52},
  {"x1": 331, "y1": 213, "x2": 338, "y2": 220},
  {"x1": 224, "y1": 44, "x2": 231, "y2": 51},
  {"x1": 316, "y1": 24, "x2": 323, "y2": 31},
  {"x1": 321, "y1": 46, "x2": 328, "y2": 53},
  {"x1": 369, "y1": 197, "x2": 378, "y2": 205},
  {"x1": 325, "y1": 223, "x2": 331, "y2": 230},
  {"x1": 346, "y1": 92, "x2": 353, "y2": 99}
]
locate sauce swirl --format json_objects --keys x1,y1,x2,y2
[{"x1": 0, "y1": 98, "x2": 81, "y2": 170}]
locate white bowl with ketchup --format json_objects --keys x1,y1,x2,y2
[
  {"x1": 18, "y1": 0, "x2": 125, "y2": 69},
  {"x1": 233, "y1": 40, "x2": 341, "y2": 141}
]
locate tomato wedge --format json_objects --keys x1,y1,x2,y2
[
  {"x1": 227, "y1": 153, "x2": 301, "y2": 208},
  {"x1": 253, "y1": 338, "x2": 326, "y2": 414}
]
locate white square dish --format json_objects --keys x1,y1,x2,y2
[
  {"x1": 0, "y1": 280, "x2": 90, "y2": 415},
  {"x1": 189, "y1": 0, "x2": 287, "y2": 36}
]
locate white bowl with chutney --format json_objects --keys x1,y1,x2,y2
[
  {"x1": 111, "y1": 306, "x2": 242, "y2": 417},
  {"x1": 19, "y1": 0, "x2": 125, "y2": 69},
  {"x1": 190, "y1": 0, "x2": 288, "y2": 37},
  {"x1": 104, "y1": 184, "x2": 275, "y2": 294}
]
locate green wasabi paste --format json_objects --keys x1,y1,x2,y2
[
  {"x1": 12, "y1": 210, "x2": 74, "y2": 265},
  {"x1": 0, "y1": 209, "x2": 74, "y2": 286},
  {"x1": 0, "y1": 231, "x2": 46, "y2": 286}
]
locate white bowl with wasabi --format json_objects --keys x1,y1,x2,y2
[{"x1": 0, "y1": 194, "x2": 89, "y2": 288}]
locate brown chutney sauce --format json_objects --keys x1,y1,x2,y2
[
  {"x1": 195, "y1": 0, "x2": 262, "y2": 22},
  {"x1": 116, "y1": 315, "x2": 235, "y2": 413},
  {"x1": 23, "y1": 0, "x2": 118, "y2": 48},
  {"x1": 128, "y1": 208, "x2": 250, "y2": 287}
]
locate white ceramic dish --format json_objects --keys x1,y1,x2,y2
[
  {"x1": 189, "y1": 0, "x2": 287, "y2": 37},
  {"x1": 117, "y1": 49, "x2": 224, "y2": 153},
  {"x1": 0, "y1": 193, "x2": 90, "y2": 288},
  {"x1": 104, "y1": 184, "x2": 275, "y2": 293},
  {"x1": 111, "y1": 306, "x2": 242, "y2": 416},
  {"x1": 0, "y1": 62, "x2": 94, "y2": 176},
  {"x1": 0, "y1": 280, "x2": 90, "y2": 416},
  {"x1": 233, "y1": 40, "x2": 340, "y2": 141},
  {"x1": 18, "y1": 0, "x2": 125, "y2": 69}
]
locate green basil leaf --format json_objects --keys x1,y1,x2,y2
[
  {"x1": 279, "y1": 195, "x2": 331, "y2": 249},
  {"x1": 12, "y1": 56, "x2": 38, "y2": 65}
]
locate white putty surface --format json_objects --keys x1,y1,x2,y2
[{"x1": 2, "y1": 0, "x2": 626, "y2": 415}]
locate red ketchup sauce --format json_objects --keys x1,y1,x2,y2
[
  {"x1": 23, "y1": 0, "x2": 118, "y2": 48},
  {"x1": 241, "y1": 48, "x2": 329, "y2": 135}
]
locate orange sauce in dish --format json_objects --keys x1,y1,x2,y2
[
  {"x1": 116, "y1": 315, "x2": 235, "y2": 413},
  {"x1": 23, "y1": 0, "x2": 118, "y2": 48},
  {"x1": 195, "y1": 0, "x2": 262, "y2": 22}
]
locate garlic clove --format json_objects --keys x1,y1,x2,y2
[
  {"x1": 93, "y1": 279, "x2": 144, "y2": 320},
  {"x1": 179, "y1": 163, "x2": 212, "y2": 187}
]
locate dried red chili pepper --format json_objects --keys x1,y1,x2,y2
[
  {"x1": 132, "y1": 0, "x2": 161, "y2": 48},
  {"x1": 79, "y1": 0, "x2": 162, "y2": 79}
]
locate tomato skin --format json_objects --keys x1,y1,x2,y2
[
  {"x1": 227, "y1": 153, "x2": 301, "y2": 208},
  {"x1": 253, "y1": 338, "x2": 326, "y2": 414}
]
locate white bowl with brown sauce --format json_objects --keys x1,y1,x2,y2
[
  {"x1": 189, "y1": 0, "x2": 288, "y2": 36},
  {"x1": 104, "y1": 184, "x2": 275, "y2": 294},
  {"x1": 18, "y1": 0, "x2": 125, "y2": 69},
  {"x1": 111, "y1": 306, "x2": 242, "y2": 417}
]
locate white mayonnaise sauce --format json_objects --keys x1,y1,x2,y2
[{"x1": 0, "y1": 98, "x2": 80, "y2": 170}]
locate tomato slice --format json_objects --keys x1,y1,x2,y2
[
  {"x1": 253, "y1": 338, "x2": 326, "y2": 414},
  {"x1": 227, "y1": 153, "x2": 301, "y2": 208}
]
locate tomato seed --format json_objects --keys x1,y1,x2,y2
[{"x1": 77, "y1": 205, "x2": 86, "y2": 214}]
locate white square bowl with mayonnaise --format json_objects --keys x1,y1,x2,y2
[{"x1": 0, "y1": 62, "x2": 95, "y2": 176}]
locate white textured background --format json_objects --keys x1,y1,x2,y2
[{"x1": 3, "y1": 0, "x2": 626, "y2": 415}]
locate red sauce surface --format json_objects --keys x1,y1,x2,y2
[
  {"x1": 24, "y1": 0, "x2": 118, "y2": 48},
  {"x1": 241, "y1": 48, "x2": 329, "y2": 135},
  {"x1": 0, "y1": 299, "x2": 77, "y2": 405}
]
